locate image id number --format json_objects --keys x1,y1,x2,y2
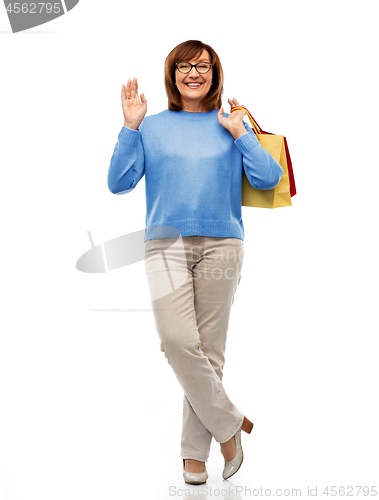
[{"x1": 6, "y1": 3, "x2": 62, "y2": 14}]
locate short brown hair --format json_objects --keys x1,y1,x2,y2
[{"x1": 164, "y1": 40, "x2": 224, "y2": 111}]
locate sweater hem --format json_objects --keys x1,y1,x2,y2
[{"x1": 144, "y1": 219, "x2": 244, "y2": 242}]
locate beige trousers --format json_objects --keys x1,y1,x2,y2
[{"x1": 144, "y1": 235, "x2": 245, "y2": 462}]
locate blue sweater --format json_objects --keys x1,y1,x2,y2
[{"x1": 107, "y1": 109, "x2": 283, "y2": 243}]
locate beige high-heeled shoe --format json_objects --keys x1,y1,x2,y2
[
  {"x1": 222, "y1": 416, "x2": 254, "y2": 480},
  {"x1": 183, "y1": 459, "x2": 208, "y2": 484}
]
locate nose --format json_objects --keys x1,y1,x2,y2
[{"x1": 188, "y1": 66, "x2": 199, "y2": 77}]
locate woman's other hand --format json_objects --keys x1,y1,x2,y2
[
  {"x1": 122, "y1": 77, "x2": 147, "y2": 130},
  {"x1": 217, "y1": 98, "x2": 248, "y2": 140}
]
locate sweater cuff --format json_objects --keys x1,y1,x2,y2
[
  {"x1": 118, "y1": 125, "x2": 141, "y2": 147},
  {"x1": 234, "y1": 131, "x2": 259, "y2": 155}
]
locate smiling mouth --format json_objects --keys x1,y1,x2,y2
[{"x1": 185, "y1": 83, "x2": 203, "y2": 89}]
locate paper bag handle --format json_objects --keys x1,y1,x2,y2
[{"x1": 230, "y1": 106, "x2": 262, "y2": 139}]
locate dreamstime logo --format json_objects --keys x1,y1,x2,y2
[
  {"x1": 76, "y1": 226, "x2": 243, "y2": 307},
  {"x1": 3, "y1": 0, "x2": 79, "y2": 33},
  {"x1": 76, "y1": 226, "x2": 189, "y2": 304}
]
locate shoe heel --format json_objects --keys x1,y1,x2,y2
[{"x1": 241, "y1": 416, "x2": 254, "y2": 434}]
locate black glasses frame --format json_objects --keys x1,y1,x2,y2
[{"x1": 175, "y1": 62, "x2": 213, "y2": 74}]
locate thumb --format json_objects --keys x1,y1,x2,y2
[{"x1": 140, "y1": 93, "x2": 147, "y2": 107}]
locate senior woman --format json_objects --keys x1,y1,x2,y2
[{"x1": 107, "y1": 40, "x2": 283, "y2": 484}]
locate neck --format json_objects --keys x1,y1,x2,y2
[{"x1": 180, "y1": 99, "x2": 209, "y2": 113}]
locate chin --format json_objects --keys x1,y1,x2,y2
[{"x1": 186, "y1": 94, "x2": 207, "y2": 100}]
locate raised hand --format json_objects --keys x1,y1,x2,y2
[
  {"x1": 217, "y1": 97, "x2": 248, "y2": 140},
  {"x1": 121, "y1": 77, "x2": 147, "y2": 130}
]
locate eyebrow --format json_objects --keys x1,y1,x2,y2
[{"x1": 184, "y1": 59, "x2": 210, "y2": 63}]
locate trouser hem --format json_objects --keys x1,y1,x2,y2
[
  {"x1": 217, "y1": 414, "x2": 245, "y2": 444},
  {"x1": 180, "y1": 454, "x2": 209, "y2": 463}
]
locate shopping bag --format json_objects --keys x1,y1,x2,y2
[{"x1": 230, "y1": 106, "x2": 296, "y2": 208}]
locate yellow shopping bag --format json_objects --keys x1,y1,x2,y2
[{"x1": 231, "y1": 106, "x2": 293, "y2": 208}]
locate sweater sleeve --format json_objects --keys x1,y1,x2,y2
[
  {"x1": 107, "y1": 123, "x2": 145, "y2": 195},
  {"x1": 234, "y1": 121, "x2": 284, "y2": 190}
]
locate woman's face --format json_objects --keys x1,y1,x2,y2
[{"x1": 175, "y1": 49, "x2": 213, "y2": 108}]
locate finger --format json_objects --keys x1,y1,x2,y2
[
  {"x1": 130, "y1": 77, "x2": 135, "y2": 99},
  {"x1": 228, "y1": 98, "x2": 239, "y2": 111},
  {"x1": 140, "y1": 93, "x2": 147, "y2": 107},
  {"x1": 131, "y1": 77, "x2": 137, "y2": 100},
  {"x1": 125, "y1": 79, "x2": 132, "y2": 99},
  {"x1": 135, "y1": 78, "x2": 139, "y2": 100},
  {"x1": 122, "y1": 83, "x2": 130, "y2": 105}
]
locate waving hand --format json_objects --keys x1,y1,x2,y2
[{"x1": 121, "y1": 77, "x2": 147, "y2": 131}]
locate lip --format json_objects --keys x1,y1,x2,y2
[{"x1": 184, "y1": 82, "x2": 203, "y2": 89}]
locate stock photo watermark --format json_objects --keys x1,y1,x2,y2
[
  {"x1": 3, "y1": 0, "x2": 80, "y2": 32},
  {"x1": 168, "y1": 484, "x2": 378, "y2": 497},
  {"x1": 76, "y1": 226, "x2": 244, "y2": 309}
]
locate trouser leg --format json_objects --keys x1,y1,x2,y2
[
  {"x1": 180, "y1": 236, "x2": 244, "y2": 461},
  {"x1": 144, "y1": 235, "x2": 245, "y2": 456}
]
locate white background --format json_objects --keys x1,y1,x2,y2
[{"x1": 1, "y1": 1, "x2": 378, "y2": 499}]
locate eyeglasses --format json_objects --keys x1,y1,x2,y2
[{"x1": 175, "y1": 62, "x2": 213, "y2": 74}]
